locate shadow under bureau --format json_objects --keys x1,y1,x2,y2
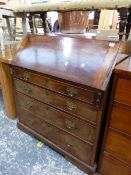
[{"x1": 12, "y1": 35, "x2": 120, "y2": 175}]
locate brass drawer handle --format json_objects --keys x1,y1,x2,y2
[
  {"x1": 23, "y1": 71, "x2": 30, "y2": 81},
  {"x1": 66, "y1": 87, "x2": 77, "y2": 97},
  {"x1": 65, "y1": 120, "x2": 76, "y2": 129},
  {"x1": 26, "y1": 102, "x2": 32, "y2": 109},
  {"x1": 66, "y1": 101, "x2": 77, "y2": 111},
  {"x1": 26, "y1": 117, "x2": 34, "y2": 126},
  {"x1": 23, "y1": 85, "x2": 32, "y2": 94}
]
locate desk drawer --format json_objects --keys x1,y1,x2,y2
[
  {"x1": 14, "y1": 79, "x2": 97, "y2": 124},
  {"x1": 100, "y1": 152, "x2": 131, "y2": 175},
  {"x1": 115, "y1": 78, "x2": 131, "y2": 106},
  {"x1": 16, "y1": 92, "x2": 96, "y2": 143},
  {"x1": 13, "y1": 67, "x2": 99, "y2": 105},
  {"x1": 110, "y1": 103, "x2": 131, "y2": 136},
  {"x1": 105, "y1": 130, "x2": 131, "y2": 164},
  {"x1": 18, "y1": 109, "x2": 94, "y2": 165}
]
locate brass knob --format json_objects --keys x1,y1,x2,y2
[
  {"x1": 23, "y1": 71, "x2": 30, "y2": 81},
  {"x1": 66, "y1": 87, "x2": 77, "y2": 97},
  {"x1": 26, "y1": 117, "x2": 34, "y2": 126},
  {"x1": 66, "y1": 101, "x2": 77, "y2": 111},
  {"x1": 65, "y1": 120, "x2": 76, "y2": 129},
  {"x1": 26, "y1": 102, "x2": 32, "y2": 109}
]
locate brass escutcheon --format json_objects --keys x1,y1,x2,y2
[
  {"x1": 66, "y1": 87, "x2": 78, "y2": 97},
  {"x1": 23, "y1": 85, "x2": 32, "y2": 94},
  {"x1": 66, "y1": 101, "x2": 77, "y2": 111},
  {"x1": 23, "y1": 71, "x2": 30, "y2": 81},
  {"x1": 42, "y1": 123, "x2": 51, "y2": 129},
  {"x1": 26, "y1": 102, "x2": 32, "y2": 109}
]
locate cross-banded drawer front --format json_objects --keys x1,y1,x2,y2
[
  {"x1": 18, "y1": 108, "x2": 94, "y2": 165},
  {"x1": 110, "y1": 103, "x2": 131, "y2": 136},
  {"x1": 14, "y1": 79, "x2": 97, "y2": 124},
  {"x1": 105, "y1": 130, "x2": 131, "y2": 164},
  {"x1": 16, "y1": 92, "x2": 96, "y2": 143},
  {"x1": 115, "y1": 78, "x2": 131, "y2": 106},
  {"x1": 101, "y1": 152, "x2": 131, "y2": 175},
  {"x1": 13, "y1": 67, "x2": 100, "y2": 105}
]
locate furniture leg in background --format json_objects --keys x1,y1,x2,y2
[
  {"x1": 5, "y1": 17, "x2": 14, "y2": 40},
  {"x1": 40, "y1": 12, "x2": 50, "y2": 33},
  {"x1": 0, "y1": 13, "x2": 5, "y2": 56},
  {"x1": 22, "y1": 13, "x2": 27, "y2": 36},
  {"x1": 0, "y1": 8, "x2": 14, "y2": 56},
  {"x1": 118, "y1": 8, "x2": 131, "y2": 41},
  {"x1": 0, "y1": 43, "x2": 17, "y2": 119},
  {"x1": 125, "y1": 8, "x2": 131, "y2": 40},
  {"x1": 28, "y1": 13, "x2": 35, "y2": 34}
]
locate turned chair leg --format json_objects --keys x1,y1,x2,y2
[
  {"x1": 5, "y1": 17, "x2": 14, "y2": 41},
  {"x1": 33, "y1": 15, "x2": 38, "y2": 34},
  {"x1": 125, "y1": 9, "x2": 131, "y2": 40},
  {"x1": 40, "y1": 12, "x2": 49, "y2": 34},
  {"x1": 28, "y1": 14, "x2": 35, "y2": 34},
  {"x1": 13, "y1": 17, "x2": 16, "y2": 40},
  {"x1": 118, "y1": 8, "x2": 128, "y2": 41},
  {"x1": 0, "y1": 14, "x2": 5, "y2": 57},
  {"x1": 126, "y1": 23, "x2": 131, "y2": 40},
  {"x1": 22, "y1": 14, "x2": 27, "y2": 36},
  {"x1": 118, "y1": 8, "x2": 131, "y2": 41}
]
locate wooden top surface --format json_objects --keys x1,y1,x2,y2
[
  {"x1": 115, "y1": 40, "x2": 131, "y2": 76},
  {"x1": 12, "y1": 35, "x2": 120, "y2": 91},
  {"x1": 13, "y1": 0, "x2": 131, "y2": 13},
  {"x1": 115, "y1": 57, "x2": 131, "y2": 76}
]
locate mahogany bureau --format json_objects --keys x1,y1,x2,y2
[
  {"x1": 12, "y1": 35, "x2": 120, "y2": 175},
  {"x1": 99, "y1": 57, "x2": 131, "y2": 175}
]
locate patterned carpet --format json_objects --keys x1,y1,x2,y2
[{"x1": 0, "y1": 91, "x2": 87, "y2": 175}]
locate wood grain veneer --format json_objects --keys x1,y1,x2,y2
[{"x1": 99, "y1": 57, "x2": 131, "y2": 175}]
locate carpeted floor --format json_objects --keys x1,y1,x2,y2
[{"x1": 0, "y1": 90, "x2": 87, "y2": 175}]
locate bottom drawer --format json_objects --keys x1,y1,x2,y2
[
  {"x1": 18, "y1": 108, "x2": 94, "y2": 165},
  {"x1": 100, "y1": 152, "x2": 131, "y2": 175},
  {"x1": 105, "y1": 130, "x2": 131, "y2": 164}
]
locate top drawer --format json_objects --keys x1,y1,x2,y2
[
  {"x1": 115, "y1": 78, "x2": 131, "y2": 106},
  {"x1": 12, "y1": 67, "x2": 102, "y2": 106}
]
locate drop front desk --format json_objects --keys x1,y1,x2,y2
[{"x1": 12, "y1": 35, "x2": 120, "y2": 175}]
